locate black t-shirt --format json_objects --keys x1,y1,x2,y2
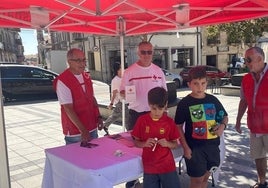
[{"x1": 174, "y1": 93, "x2": 227, "y2": 148}]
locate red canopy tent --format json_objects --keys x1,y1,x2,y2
[
  {"x1": 0, "y1": 0, "x2": 268, "y2": 187},
  {"x1": 1, "y1": 0, "x2": 268, "y2": 36}
]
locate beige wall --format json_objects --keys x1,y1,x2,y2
[{"x1": 201, "y1": 29, "x2": 251, "y2": 71}]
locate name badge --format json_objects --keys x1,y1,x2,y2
[{"x1": 125, "y1": 85, "x2": 136, "y2": 103}]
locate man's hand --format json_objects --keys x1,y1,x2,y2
[
  {"x1": 81, "y1": 130, "x2": 90, "y2": 143},
  {"x1": 97, "y1": 116, "x2": 104, "y2": 130},
  {"x1": 235, "y1": 122, "x2": 242, "y2": 134}
]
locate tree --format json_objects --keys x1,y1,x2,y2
[
  {"x1": 206, "y1": 18, "x2": 268, "y2": 45},
  {"x1": 206, "y1": 25, "x2": 220, "y2": 44}
]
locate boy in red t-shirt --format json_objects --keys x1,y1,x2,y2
[{"x1": 131, "y1": 87, "x2": 181, "y2": 188}]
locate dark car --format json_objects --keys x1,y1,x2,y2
[
  {"x1": 230, "y1": 72, "x2": 247, "y2": 86},
  {"x1": 179, "y1": 65, "x2": 230, "y2": 85},
  {"x1": 0, "y1": 64, "x2": 58, "y2": 102}
]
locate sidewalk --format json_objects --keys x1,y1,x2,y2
[{"x1": 4, "y1": 87, "x2": 258, "y2": 188}]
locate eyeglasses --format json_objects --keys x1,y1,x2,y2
[
  {"x1": 244, "y1": 57, "x2": 252, "y2": 63},
  {"x1": 69, "y1": 58, "x2": 87, "y2": 63},
  {"x1": 140, "y1": 50, "x2": 153, "y2": 55}
]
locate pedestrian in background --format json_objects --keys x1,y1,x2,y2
[
  {"x1": 54, "y1": 48, "x2": 103, "y2": 145},
  {"x1": 103, "y1": 63, "x2": 128, "y2": 135},
  {"x1": 235, "y1": 46, "x2": 268, "y2": 188},
  {"x1": 175, "y1": 66, "x2": 228, "y2": 188},
  {"x1": 131, "y1": 87, "x2": 181, "y2": 188},
  {"x1": 120, "y1": 41, "x2": 167, "y2": 188}
]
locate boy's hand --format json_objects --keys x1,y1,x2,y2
[
  {"x1": 213, "y1": 124, "x2": 225, "y2": 136},
  {"x1": 158, "y1": 138, "x2": 169, "y2": 147},
  {"x1": 183, "y1": 147, "x2": 192, "y2": 159},
  {"x1": 145, "y1": 138, "x2": 157, "y2": 148}
]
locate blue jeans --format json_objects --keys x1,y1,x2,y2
[{"x1": 64, "y1": 129, "x2": 98, "y2": 145}]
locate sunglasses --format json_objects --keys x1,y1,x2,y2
[
  {"x1": 244, "y1": 57, "x2": 252, "y2": 63},
  {"x1": 140, "y1": 50, "x2": 153, "y2": 55},
  {"x1": 69, "y1": 58, "x2": 87, "y2": 63}
]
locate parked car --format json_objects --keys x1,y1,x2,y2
[
  {"x1": 0, "y1": 64, "x2": 59, "y2": 102},
  {"x1": 230, "y1": 72, "x2": 247, "y2": 86},
  {"x1": 179, "y1": 65, "x2": 230, "y2": 85},
  {"x1": 162, "y1": 69, "x2": 183, "y2": 88}
]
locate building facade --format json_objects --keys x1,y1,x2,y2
[
  {"x1": 37, "y1": 28, "x2": 201, "y2": 83},
  {"x1": 1, "y1": 26, "x2": 263, "y2": 83},
  {"x1": 36, "y1": 26, "x2": 260, "y2": 83},
  {"x1": 0, "y1": 28, "x2": 24, "y2": 63}
]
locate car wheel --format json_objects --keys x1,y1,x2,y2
[
  {"x1": 2, "y1": 91, "x2": 6, "y2": 103},
  {"x1": 182, "y1": 80, "x2": 188, "y2": 87},
  {"x1": 2, "y1": 95, "x2": 5, "y2": 103},
  {"x1": 2, "y1": 91, "x2": 12, "y2": 103},
  {"x1": 231, "y1": 75, "x2": 244, "y2": 86},
  {"x1": 173, "y1": 79, "x2": 181, "y2": 88}
]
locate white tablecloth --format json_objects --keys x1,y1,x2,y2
[{"x1": 42, "y1": 132, "x2": 182, "y2": 188}]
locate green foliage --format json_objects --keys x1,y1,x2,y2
[
  {"x1": 206, "y1": 18, "x2": 268, "y2": 44},
  {"x1": 207, "y1": 25, "x2": 219, "y2": 39}
]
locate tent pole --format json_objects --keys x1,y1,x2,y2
[
  {"x1": 0, "y1": 79, "x2": 11, "y2": 188},
  {"x1": 120, "y1": 34, "x2": 126, "y2": 132},
  {"x1": 117, "y1": 16, "x2": 126, "y2": 132}
]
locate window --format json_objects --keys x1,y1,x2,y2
[
  {"x1": 108, "y1": 50, "x2": 127, "y2": 78},
  {"x1": 153, "y1": 49, "x2": 168, "y2": 69},
  {"x1": 171, "y1": 48, "x2": 193, "y2": 68},
  {"x1": 1, "y1": 67, "x2": 24, "y2": 78},
  {"x1": 206, "y1": 55, "x2": 216, "y2": 66},
  {"x1": 1, "y1": 66, "x2": 57, "y2": 79},
  {"x1": 88, "y1": 52, "x2": 95, "y2": 70},
  {"x1": 30, "y1": 68, "x2": 57, "y2": 79}
]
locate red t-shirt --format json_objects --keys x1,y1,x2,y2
[{"x1": 131, "y1": 113, "x2": 180, "y2": 174}]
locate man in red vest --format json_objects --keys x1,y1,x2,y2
[
  {"x1": 54, "y1": 48, "x2": 103, "y2": 145},
  {"x1": 236, "y1": 47, "x2": 268, "y2": 188}
]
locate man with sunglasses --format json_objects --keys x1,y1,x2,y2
[
  {"x1": 120, "y1": 41, "x2": 167, "y2": 188},
  {"x1": 54, "y1": 48, "x2": 103, "y2": 145},
  {"x1": 235, "y1": 46, "x2": 268, "y2": 188}
]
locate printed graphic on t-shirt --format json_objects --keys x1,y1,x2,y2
[
  {"x1": 145, "y1": 126, "x2": 166, "y2": 135},
  {"x1": 189, "y1": 103, "x2": 218, "y2": 139},
  {"x1": 145, "y1": 126, "x2": 150, "y2": 133}
]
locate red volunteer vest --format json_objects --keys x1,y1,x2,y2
[
  {"x1": 54, "y1": 70, "x2": 100, "y2": 135},
  {"x1": 242, "y1": 71, "x2": 268, "y2": 133}
]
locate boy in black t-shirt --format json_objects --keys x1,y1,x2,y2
[{"x1": 174, "y1": 66, "x2": 228, "y2": 188}]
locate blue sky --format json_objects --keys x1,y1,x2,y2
[{"x1": 19, "y1": 29, "x2": 38, "y2": 55}]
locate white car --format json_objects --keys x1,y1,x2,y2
[{"x1": 162, "y1": 69, "x2": 183, "y2": 88}]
